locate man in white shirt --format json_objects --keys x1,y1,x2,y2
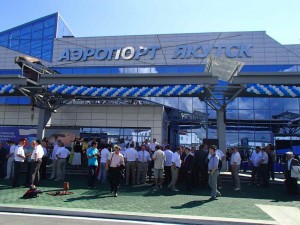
[
  {"x1": 230, "y1": 147, "x2": 242, "y2": 190},
  {"x1": 137, "y1": 144, "x2": 150, "y2": 185},
  {"x1": 4, "y1": 140, "x2": 15, "y2": 179},
  {"x1": 30, "y1": 140, "x2": 44, "y2": 186},
  {"x1": 249, "y1": 146, "x2": 262, "y2": 185},
  {"x1": 168, "y1": 147, "x2": 182, "y2": 191},
  {"x1": 55, "y1": 140, "x2": 70, "y2": 181},
  {"x1": 208, "y1": 146, "x2": 225, "y2": 189},
  {"x1": 12, "y1": 138, "x2": 26, "y2": 188},
  {"x1": 50, "y1": 140, "x2": 59, "y2": 180},
  {"x1": 163, "y1": 145, "x2": 173, "y2": 185},
  {"x1": 124, "y1": 143, "x2": 138, "y2": 185},
  {"x1": 150, "y1": 138, "x2": 159, "y2": 152},
  {"x1": 259, "y1": 147, "x2": 269, "y2": 187},
  {"x1": 152, "y1": 145, "x2": 165, "y2": 190},
  {"x1": 98, "y1": 144, "x2": 110, "y2": 183}
]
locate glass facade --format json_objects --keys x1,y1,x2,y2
[
  {"x1": 80, "y1": 127, "x2": 151, "y2": 146},
  {"x1": 0, "y1": 13, "x2": 73, "y2": 62}
]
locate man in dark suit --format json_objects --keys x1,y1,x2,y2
[
  {"x1": 182, "y1": 147, "x2": 194, "y2": 191},
  {"x1": 194, "y1": 144, "x2": 209, "y2": 188},
  {"x1": 284, "y1": 152, "x2": 300, "y2": 196}
]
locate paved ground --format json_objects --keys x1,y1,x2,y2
[
  {"x1": 0, "y1": 212, "x2": 179, "y2": 225},
  {"x1": 0, "y1": 174, "x2": 299, "y2": 224}
]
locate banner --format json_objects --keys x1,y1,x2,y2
[{"x1": 0, "y1": 126, "x2": 37, "y2": 148}]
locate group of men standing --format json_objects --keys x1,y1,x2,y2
[{"x1": 0, "y1": 138, "x2": 45, "y2": 188}]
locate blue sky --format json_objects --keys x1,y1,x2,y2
[{"x1": 0, "y1": 0, "x2": 299, "y2": 44}]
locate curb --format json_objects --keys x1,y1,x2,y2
[{"x1": 0, "y1": 205, "x2": 278, "y2": 225}]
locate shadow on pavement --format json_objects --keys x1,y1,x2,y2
[{"x1": 170, "y1": 199, "x2": 213, "y2": 209}]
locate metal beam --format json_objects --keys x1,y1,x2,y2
[
  {"x1": 233, "y1": 72, "x2": 300, "y2": 85},
  {"x1": 0, "y1": 75, "x2": 27, "y2": 85},
  {"x1": 39, "y1": 74, "x2": 219, "y2": 86}
]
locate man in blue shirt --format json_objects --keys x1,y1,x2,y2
[{"x1": 87, "y1": 141, "x2": 99, "y2": 188}]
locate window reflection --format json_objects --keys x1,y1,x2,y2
[
  {"x1": 254, "y1": 98, "x2": 269, "y2": 109},
  {"x1": 238, "y1": 97, "x2": 253, "y2": 109}
]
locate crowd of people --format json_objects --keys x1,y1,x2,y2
[{"x1": 0, "y1": 137, "x2": 299, "y2": 199}]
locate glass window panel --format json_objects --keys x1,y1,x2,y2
[
  {"x1": 101, "y1": 128, "x2": 121, "y2": 135},
  {"x1": 192, "y1": 97, "x2": 205, "y2": 110},
  {"x1": 43, "y1": 27, "x2": 55, "y2": 38},
  {"x1": 207, "y1": 127, "x2": 217, "y2": 139},
  {"x1": 0, "y1": 34, "x2": 9, "y2": 46},
  {"x1": 239, "y1": 132, "x2": 254, "y2": 145},
  {"x1": 149, "y1": 97, "x2": 164, "y2": 105},
  {"x1": 21, "y1": 25, "x2": 32, "y2": 35},
  {"x1": 208, "y1": 110, "x2": 216, "y2": 119},
  {"x1": 32, "y1": 31, "x2": 43, "y2": 39},
  {"x1": 226, "y1": 109, "x2": 238, "y2": 119},
  {"x1": 239, "y1": 109, "x2": 254, "y2": 120},
  {"x1": 270, "y1": 98, "x2": 284, "y2": 110},
  {"x1": 270, "y1": 110, "x2": 285, "y2": 119},
  {"x1": 42, "y1": 52, "x2": 51, "y2": 61},
  {"x1": 32, "y1": 22, "x2": 43, "y2": 32},
  {"x1": 10, "y1": 40, "x2": 19, "y2": 50},
  {"x1": 254, "y1": 110, "x2": 270, "y2": 120},
  {"x1": 163, "y1": 97, "x2": 179, "y2": 109},
  {"x1": 283, "y1": 98, "x2": 299, "y2": 110},
  {"x1": 10, "y1": 30, "x2": 20, "y2": 39},
  {"x1": 226, "y1": 132, "x2": 239, "y2": 146},
  {"x1": 227, "y1": 98, "x2": 238, "y2": 109},
  {"x1": 19, "y1": 40, "x2": 31, "y2": 54},
  {"x1": 20, "y1": 33, "x2": 31, "y2": 42},
  {"x1": 254, "y1": 133, "x2": 271, "y2": 147},
  {"x1": 254, "y1": 98, "x2": 269, "y2": 109},
  {"x1": 31, "y1": 39, "x2": 42, "y2": 48},
  {"x1": 178, "y1": 97, "x2": 193, "y2": 113},
  {"x1": 44, "y1": 17, "x2": 56, "y2": 28},
  {"x1": 238, "y1": 97, "x2": 253, "y2": 109}
]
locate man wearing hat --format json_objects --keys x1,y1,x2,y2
[{"x1": 284, "y1": 151, "x2": 300, "y2": 196}]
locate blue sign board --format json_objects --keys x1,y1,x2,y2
[{"x1": 0, "y1": 126, "x2": 37, "y2": 148}]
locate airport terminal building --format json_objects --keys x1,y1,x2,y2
[{"x1": 1, "y1": 13, "x2": 300, "y2": 151}]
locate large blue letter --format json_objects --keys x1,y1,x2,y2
[
  {"x1": 172, "y1": 46, "x2": 187, "y2": 59},
  {"x1": 226, "y1": 45, "x2": 239, "y2": 58},
  {"x1": 239, "y1": 45, "x2": 253, "y2": 57},
  {"x1": 82, "y1": 48, "x2": 95, "y2": 61},
  {"x1": 71, "y1": 49, "x2": 83, "y2": 61},
  {"x1": 148, "y1": 46, "x2": 161, "y2": 59},
  {"x1": 58, "y1": 49, "x2": 70, "y2": 61}
]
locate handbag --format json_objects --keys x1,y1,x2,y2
[{"x1": 291, "y1": 166, "x2": 300, "y2": 179}]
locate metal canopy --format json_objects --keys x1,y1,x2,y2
[
  {"x1": 39, "y1": 73, "x2": 218, "y2": 86},
  {"x1": 232, "y1": 72, "x2": 300, "y2": 85},
  {"x1": 0, "y1": 75, "x2": 27, "y2": 85}
]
